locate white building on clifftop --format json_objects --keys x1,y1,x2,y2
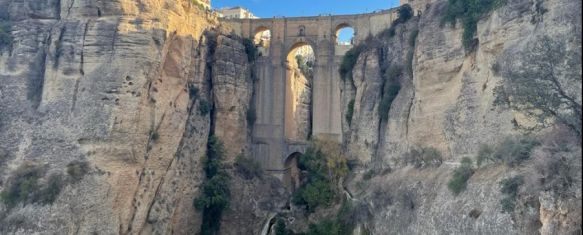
[{"x1": 217, "y1": 7, "x2": 259, "y2": 19}]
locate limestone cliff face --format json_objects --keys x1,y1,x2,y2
[
  {"x1": 342, "y1": 0, "x2": 581, "y2": 234},
  {"x1": 0, "y1": 0, "x2": 257, "y2": 234}
]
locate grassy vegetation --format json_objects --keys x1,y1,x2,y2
[
  {"x1": 447, "y1": 157, "x2": 475, "y2": 195},
  {"x1": 194, "y1": 136, "x2": 230, "y2": 235},
  {"x1": 292, "y1": 140, "x2": 348, "y2": 213},
  {"x1": 441, "y1": 0, "x2": 507, "y2": 51},
  {"x1": 346, "y1": 99, "x2": 355, "y2": 126}
]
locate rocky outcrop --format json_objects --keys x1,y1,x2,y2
[{"x1": 341, "y1": 0, "x2": 581, "y2": 234}]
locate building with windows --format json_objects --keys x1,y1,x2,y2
[{"x1": 217, "y1": 7, "x2": 259, "y2": 19}]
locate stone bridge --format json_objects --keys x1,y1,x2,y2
[{"x1": 223, "y1": 9, "x2": 398, "y2": 183}]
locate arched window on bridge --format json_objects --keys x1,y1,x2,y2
[
  {"x1": 253, "y1": 27, "x2": 271, "y2": 56},
  {"x1": 335, "y1": 24, "x2": 355, "y2": 45},
  {"x1": 285, "y1": 42, "x2": 315, "y2": 142}
]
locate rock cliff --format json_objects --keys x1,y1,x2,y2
[{"x1": 0, "y1": 0, "x2": 580, "y2": 234}]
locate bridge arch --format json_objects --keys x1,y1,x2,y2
[
  {"x1": 284, "y1": 41, "x2": 315, "y2": 142},
  {"x1": 253, "y1": 26, "x2": 271, "y2": 56},
  {"x1": 335, "y1": 23, "x2": 356, "y2": 45},
  {"x1": 283, "y1": 152, "x2": 302, "y2": 192}
]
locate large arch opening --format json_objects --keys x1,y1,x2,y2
[
  {"x1": 335, "y1": 24, "x2": 355, "y2": 45},
  {"x1": 284, "y1": 42, "x2": 315, "y2": 142},
  {"x1": 253, "y1": 26, "x2": 271, "y2": 56},
  {"x1": 283, "y1": 152, "x2": 302, "y2": 192}
]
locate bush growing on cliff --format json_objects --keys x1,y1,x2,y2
[
  {"x1": 339, "y1": 45, "x2": 364, "y2": 81},
  {"x1": 447, "y1": 157, "x2": 475, "y2": 195},
  {"x1": 1, "y1": 164, "x2": 43, "y2": 208},
  {"x1": 495, "y1": 136, "x2": 539, "y2": 167},
  {"x1": 499, "y1": 175, "x2": 524, "y2": 213},
  {"x1": 346, "y1": 99, "x2": 355, "y2": 126},
  {"x1": 441, "y1": 0, "x2": 506, "y2": 51},
  {"x1": 194, "y1": 136, "x2": 230, "y2": 235},
  {"x1": 292, "y1": 140, "x2": 348, "y2": 212},
  {"x1": 404, "y1": 146, "x2": 443, "y2": 168},
  {"x1": 198, "y1": 99, "x2": 211, "y2": 116},
  {"x1": 1, "y1": 163, "x2": 65, "y2": 208}
]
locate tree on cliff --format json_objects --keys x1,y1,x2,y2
[{"x1": 494, "y1": 35, "x2": 582, "y2": 136}]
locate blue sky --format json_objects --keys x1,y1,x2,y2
[{"x1": 213, "y1": 0, "x2": 400, "y2": 42}]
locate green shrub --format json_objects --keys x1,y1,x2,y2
[
  {"x1": 494, "y1": 136, "x2": 539, "y2": 167},
  {"x1": 476, "y1": 144, "x2": 495, "y2": 167},
  {"x1": 447, "y1": 157, "x2": 475, "y2": 195},
  {"x1": 307, "y1": 219, "x2": 342, "y2": 235},
  {"x1": 396, "y1": 4, "x2": 414, "y2": 24},
  {"x1": 500, "y1": 176, "x2": 524, "y2": 197},
  {"x1": 235, "y1": 155, "x2": 262, "y2": 180},
  {"x1": 339, "y1": 45, "x2": 364, "y2": 81},
  {"x1": 198, "y1": 99, "x2": 211, "y2": 116},
  {"x1": 346, "y1": 99, "x2": 355, "y2": 126},
  {"x1": 292, "y1": 141, "x2": 347, "y2": 212},
  {"x1": 194, "y1": 136, "x2": 230, "y2": 235},
  {"x1": 37, "y1": 174, "x2": 64, "y2": 204},
  {"x1": 292, "y1": 179, "x2": 336, "y2": 212},
  {"x1": 404, "y1": 147, "x2": 443, "y2": 168},
  {"x1": 150, "y1": 129, "x2": 160, "y2": 142},
  {"x1": 1, "y1": 164, "x2": 65, "y2": 208},
  {"x1": 66, "y1": 160, "x2": 89, "y2": 182},
  {"x1": 441, "y1": 0, "x2": 507, "y2": 51},
  {"x1": 0, "y1": 164, "x2": 43, "y2": 208},
  {"x1": 499, "y1": 175, "x2": 524, "y2": 213},
  {"x1": 500, "y1": 197, "x2": 516, "y2": 213},
  {"x1": 274, "y1": 218, "x2": 289, "y2": 235}
]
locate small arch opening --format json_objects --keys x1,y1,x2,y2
[
  {"x1": 253, "y1": 26, "x2": 271, "y2": 56},
  {"x1": 283, "y1": 152, "x2": 302, "y2": 192},
  {"x1": 335, "y1": 24, "x2": 355, "y2": 45}
]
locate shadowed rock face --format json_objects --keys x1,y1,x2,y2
[{"x1": 0, "y1": 0, "x2": 581, "y2": 234}]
